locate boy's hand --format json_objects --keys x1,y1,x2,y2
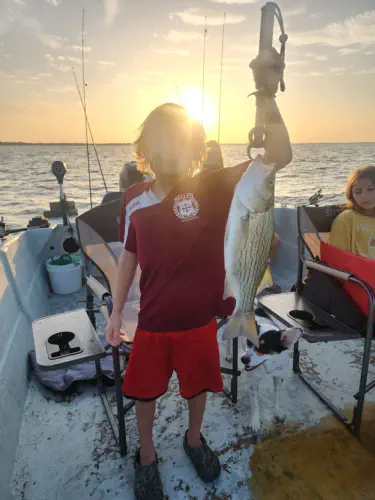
[
  {"x1": 250, "y1": 48, "x2": 284, "y2": 96},
  {"x1": 106, "y1": 310, "x2": 123, "y2": 347}
]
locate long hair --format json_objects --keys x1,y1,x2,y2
[
  {"x1": 133, "y1": 103, "x2": 206, "y2": 177},
  {"x1": 346, "y1": 165, "x2": 375, "y2": 210}
]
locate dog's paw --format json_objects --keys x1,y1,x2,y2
[{"x1": 250, "y1": 416, "x2": 261, "y2": 434}]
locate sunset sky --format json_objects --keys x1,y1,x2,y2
[{"x1": 1, "y1": 0, "x2": 375, "y2": 144}]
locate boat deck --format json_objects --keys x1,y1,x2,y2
[{"x1": 11, "y1": 289, "x2": 375, "y2": 500}]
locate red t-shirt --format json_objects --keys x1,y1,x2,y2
[{"x1": 120, "y1": 161, "x2": 249, "y2": 332}]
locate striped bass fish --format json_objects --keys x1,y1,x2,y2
[{"x1": 222, "y1": 156, "x2": 276, "y2": 347}]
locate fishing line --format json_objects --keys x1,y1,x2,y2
[
  {"x1": 82, "y1": 9, "x2": 92, "y2": 208},
  {"x1": 218, "y1": 12, "x2": 226, "y2": 144},
  {"x1": 72, "y1": 68, "x2": 108, "y2": 194}
]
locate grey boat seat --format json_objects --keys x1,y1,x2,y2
[{"x1": 258, "y1": 204, "x2": 375, "y2": 437}]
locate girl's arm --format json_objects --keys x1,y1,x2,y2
[
  {"x1": 263, "y1": 96, "x2": 292, "y2": 171},
  {"x1": 106, "y1": 249, "x2": 138, "y2": 346}
]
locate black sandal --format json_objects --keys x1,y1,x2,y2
[
  {"x1": 134, "y1": 449, "x2": 164, "y2": 500},
  {"x1": 183, "y1": 431, "x2": 221, "y2": 483}
]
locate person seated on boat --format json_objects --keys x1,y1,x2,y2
[
  {"x1": 119, "y1": 161, "x2": 144, "y2": 191},
  {"x1": 106, "y1": 87, "x2": 291, "y2": 499},
  {"x1": 302, "y1": 166, "x2": 375, "y2": 332},
  {"x1": 202, "y1": 140, "x2": 224, "y2": 171},
  {"x1": 329, "y1": 165, "x2": 375, "y2": 259}
]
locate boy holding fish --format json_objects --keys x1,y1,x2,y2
[{"x1": 106, "y1": 62, "x2": 291, "y2": 500}]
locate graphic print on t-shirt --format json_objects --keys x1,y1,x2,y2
[{"x1": 173, "y1": 193, "x2": 200, "y2": 222}]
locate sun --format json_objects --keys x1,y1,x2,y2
[{"x1": 179, "y1": 86, "x2": 218, "y2": 133}]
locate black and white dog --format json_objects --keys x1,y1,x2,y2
[{"x1": 225, "y1": 316, "x2": 302, "y2": 432}]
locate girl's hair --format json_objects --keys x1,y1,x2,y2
[
  {"x1": 346, "y1": 165, "x2": 375, "y2": 209},
  {"x1": 203, "y1": 140, "x2": 224, "y2": 171},
  {"x1": 133, "y1": 103, "x2": 206, "y2": 176}
]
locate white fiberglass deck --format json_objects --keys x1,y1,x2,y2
[{"x1": 11, "y1": 289, "x2": 375, "y2": 500}]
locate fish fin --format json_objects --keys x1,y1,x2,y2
[
  {"x1": 223, "y1": 277, "x2": 234, "y2": 300},
  {"x1": 221, "y1": 311, "x2": 243, "y2": 341},
  {"x1": 221, "y1": 311, "x2": 260, "y2": 348},
  {"x1": 243, "y1": 312, "x2": 260, "y2": 348},
  {"x1": 257, "y1": 265, "x2": 273, "y2": 294}
]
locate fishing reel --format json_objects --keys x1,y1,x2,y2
[{"x1": 51, "y1": 161, "x2": 67, "y2": 185}]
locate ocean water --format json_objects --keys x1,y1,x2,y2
[{"x1": 0, "y1": 143, "x2": 374, "y2": 227}]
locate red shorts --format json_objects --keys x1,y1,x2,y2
[{"x1": 122, "y1": 319, "x2": 223, "y2": 400}]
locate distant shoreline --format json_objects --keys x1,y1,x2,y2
[{"x1": 0, "y1": 141, "x2": 374, "y2": 146}]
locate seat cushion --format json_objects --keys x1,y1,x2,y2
[{"x1": 320, "y1": 241, "x2": 375, "y2": 319}]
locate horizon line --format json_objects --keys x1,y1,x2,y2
[{"x1": 1, "y1": 141, "x2": 375, "y2": 146}]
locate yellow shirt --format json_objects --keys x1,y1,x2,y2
[{"x1": 329, "y1": 209, "x2": 375, "y2": 260}]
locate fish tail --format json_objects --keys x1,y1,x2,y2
[{"x1": 221, "y1": 311, "x2": 259, "y2": 347}]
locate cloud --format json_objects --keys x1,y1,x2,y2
[
  {"x1": 104, "y1": 0, "x2": 118, "y2": 26},
  {"x1": 305, "y1": 72, "x2": 323, "y2": 77},
  {"x1": 211, "y1": 0, "x2": 257, "y2": 4},
  {"x1": 66, "y1": 56, "x2": 81, "y2": 63},
  {"x1": 15, "y1": 80, "x2": 25, "y2": 84},
  {"x1": 38, "y1": 35, "x2": 64, "y2": 49},
  {"x1": 290, "y1": 10, "x2": 375, "y2": 48},
  {"x1": 4, "y1": 54, "x2": 10, "y2": 58},
  {"x1": 46, "y1": 0, "x2": 62, "y2": 5},
  {"x1": 354, "y1": 68, "x2": 375, "y2": 75},
  {"x1": 364, "y1": 50, "x2": 374, "y2": 55},
  {"x1": 284, "y1": 5, "x2": 307, "y2": 18},
  {"x1": 47, "y1": 85, "x2": 75, "y2": 93},
  {"x1": 171, "y1": 8, "x2": 245, "y2": 27},
  {"x1": 38, "y1": 73, "x2": 52, "y2": 77},
  {"x1": 69, "y1": 45, "x2": 92, "y2": 53},
  {"x1": 57, "y1": 55, "x2": 66, "y2": 61},
  {"x1": 98, "y1": 60, "x2": 116, "y2": 66},
  {"x1": 30, "y1": 76, "x2": 40, "y2": 81},
  {"x1": 315, "y1": 55, "x2": 328, "y2": 61},
  {"x1": 155, "y1": 48, "x2": 190, "y2": 56},
  {"x1": 13, "y1": 0, "x2": 26, "y2": 5},
  {"x1": 45, "y1": 53, "x2": 55, "y2": 61},
  {"x1": 164, "y1": 30, "x2": 203, "y2": 43},
  {"x1": 330, "y1": 67, "x2": 346, "y2": 74},
  {"x1": 288, "y1": 60, "x2": 309, "y2": 66},
  {"x1": 337, "y1": 47, "x2": 359, "y2": 55}
]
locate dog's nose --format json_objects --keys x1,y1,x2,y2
[{"x1": 241, "y1": 351, "x2": 251, "y2": 365}]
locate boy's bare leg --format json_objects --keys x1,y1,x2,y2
[
  {"x1": 136, "y1": 400, "x2": 157, "y2": 464},
  {"x1": 187, "y1": 392, "x2": 207, "y2": 447}
]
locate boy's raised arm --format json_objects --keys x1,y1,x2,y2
[{"x1": 263, "y1": 96, "x2": 292, "y2": 171}]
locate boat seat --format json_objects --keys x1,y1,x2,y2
[{"x1": 258, "y1": 204, "x2": 375, "y2": 437}]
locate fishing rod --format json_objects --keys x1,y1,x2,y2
[
  {"x1": 201, "y1": 16, "x2": 207, "y2": 126},
  {"x1": 72, "y1": 68, "x2": 108, "y2": 194},
  {"x1": 247, "y1": 2, "x2": 288, "y2": 159},
  {"x1": 218, "y1": 12, "x2": 226, "y2": 144},
  {"x1": 81, "y1": 9, "x2": 93, "y2": 208}
]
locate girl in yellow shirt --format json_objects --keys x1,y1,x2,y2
[{"x1": 329, "y1": 165, "x2": 375, "y2": 260}]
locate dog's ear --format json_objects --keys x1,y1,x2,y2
[{"x1": 280, "y1": 327, "x2": 303, "y2": 349}]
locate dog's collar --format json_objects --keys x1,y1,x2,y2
[{"x1": 244, "y1": 359, "x2": 267, "y2": 372}]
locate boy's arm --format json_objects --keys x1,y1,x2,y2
[{"x1": 263, "y1": 95, "x2": 292, "y2": 171}]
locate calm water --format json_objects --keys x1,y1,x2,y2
[{"x1": 0, "y1": 143, "x2": 374, "y2": 226}]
